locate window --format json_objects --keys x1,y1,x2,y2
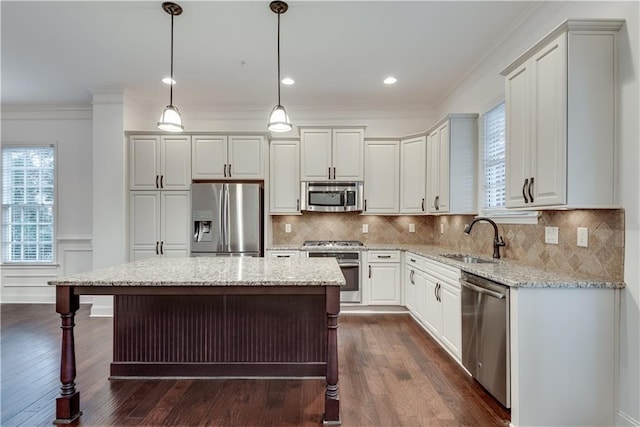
[
  {"x1": 1, "y1": 146, "x2": 55, "y2": 262},
  {"x1": 480, "y1": 101, "x2": 538, "y2": 223}
]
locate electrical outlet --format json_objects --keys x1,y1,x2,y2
[
  {"x1": 409, "y1": 223, "x2": 415, "y2": 233},
  {"x1": 440, "y1": 223, "x2": 444, "y2": 234},
  {"x1": 362, "y1": 224, "x2": 369, "y2": 233},
  {"x1": 545, "y1": 226, "x2": 559, "y2": 244},
  {"x1": 577, "y1": 227, "x2": 589, "y2": 247},
  {"x1": 285, "y1": 224, "x2": 291, "y2": 233}
]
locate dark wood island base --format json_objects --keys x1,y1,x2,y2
[{"x1": 53, "y1": 284, "x2": 341, "y2": 425}]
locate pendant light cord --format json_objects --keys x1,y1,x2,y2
[
  {"x1": 169, "y1": 11, "x2": 174, "y2": 106},
  {"x1": 276, "y1": 10, "x2": 281, "y2": 106}
]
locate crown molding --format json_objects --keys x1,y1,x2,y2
[{"x1": 1, "y1": 105, "x2": 92, "y2": 120}]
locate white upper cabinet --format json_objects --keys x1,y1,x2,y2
[
  {"x1": 300, "y1": 127, "x2": 364, "y2": 181},
  {"x1": 192, "y1": 135, "x2": 264, "y2": 180},
  {"x1": 426, "y1": 114, "x2": 477, "y2": 214},
  {"x1": 269, "y1": 139, "x2": 301, "y2": 214},
  {"x1": 502, "y1": 19, "x2": 623, "y2": 209},
  {"x1": 130, "y1": 135, "x2": 191, "y2": 190},
  {"x1": 363, "y1": 140, "x2": 400, "y2": 214},
  {"x1": 400, "y1": 135, "x2": 427, "y2": 214}
]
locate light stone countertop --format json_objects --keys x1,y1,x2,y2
[
  {"x1": 48, "y1": 257, "x2": 346, "y2": 287},
  {"x1": 267, "y1": 243, "x2": 625, "y2": 289}
]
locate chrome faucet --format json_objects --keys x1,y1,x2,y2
[{"x1": 463, "y1": 217, "x2": 506, "y2": 259}]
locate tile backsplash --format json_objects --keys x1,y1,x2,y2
[{"x1": 271, "y1": 209, "x2": 625, "y2": 281}]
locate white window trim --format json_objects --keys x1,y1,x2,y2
[
  {"x1": 1, "y1": 142, "x2": 58, "y2": 264},
  {"x1": 477, "y1": 98, "x2": 538, "y2": 225}
]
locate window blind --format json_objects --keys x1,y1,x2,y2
[
  {"x1": 1, "y1": 146, "x2": 55, "y2": 262},
  {"x1": 483, "y1": 102, "x2": 506, "y2": 210}
]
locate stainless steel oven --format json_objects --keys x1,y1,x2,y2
[{"x1": 303, "y1": 241, "x2": 362, "y2": 303}]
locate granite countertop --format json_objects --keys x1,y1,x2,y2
[
  {"x1": 48, "y1": 257, "x2": 346, "y2": 287},
  {"x1": 268, "y1": 244, "x2": 625, "y2": 289}
]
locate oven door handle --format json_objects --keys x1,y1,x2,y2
[{"x1": 337, "y1": 262, "x2": 360, "y2": 267}]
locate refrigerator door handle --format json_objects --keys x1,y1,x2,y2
[{"x1": 223, "y1": 185, "x2": 230, "y2": 251}]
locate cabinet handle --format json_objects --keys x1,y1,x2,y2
[
  {"x1": 522, "y1": 178, "x2": 529, "y2": 203},
  {"x1": 434, "y1": 282, "x2": 438, "y2": 300},
  {"x1": 435, "y1": 195, "x2": 440, "y2": 211},
  {"x1": 328, "y1": 167, "x2": 331, "y2": 179},
  {"x1": 410, "y1": 270, "x2": 415, "y2": 284},
  {"x1": 160, "y1": 175, "x2": 164, "y2": 189},
  {"x1": 228, "y1": 164, "x2": 232, "y2": 178},
  {"x1": 276, "y1": 255, "x2": 290, "y2": 258},
  {"x1": 224, "y1": 164, "x2": 227, "y2": 178},
  {"x1": 296, "y1": 199, "x2": 300, "y2": 212},
  {"x1": 160, "y1": 241, "x2": 164, "y2": 255},
  {"x1": 378, "y1": 255, "x2": 391, "y2": 259},
  {"x1": 421, "y1": 198, "x2": 425, "y2": 211},
  {"x1": 438, "y1": 283, "x2": 441, "y2": 302},
  {"x1": 155, "y1": 241, "x2": 159, "y2": 255},
  {"x1": 368, "y1": 265, "x2": 372, "y2": 278},
  {"x1": 410, "y1": 258, "x2": 416, "y2": 263},
  {"x1": 364, "y1": 199, "x2": 367, "y2": 212},
  {"x1": 156, "y1": 175, "x2": 159, "y2": 189},
  {"x1": 333, "y1": 167, "x2": 336, "y2": 180},
  {"x1": 528, "y1": 177, "x2": 534, "y2": 203}
]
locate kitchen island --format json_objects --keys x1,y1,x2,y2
[{"x1": 48, "y1": 257, "x2": 345, "y2": 425}]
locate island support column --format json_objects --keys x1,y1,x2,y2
[
  {"x1": 54, "y1": 286, "x2": 82, "y2": 424},
  {"x1": 324, "y1": 286, "x2": 340, "y2": 425}
]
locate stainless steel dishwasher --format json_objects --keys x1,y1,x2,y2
[{"x1": 460, "y1": 271, "x2": 510, "y2": 408}]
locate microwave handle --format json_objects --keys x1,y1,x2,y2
[{"x1": 344, "y1": 189, "x2": 348, "y2": 208}]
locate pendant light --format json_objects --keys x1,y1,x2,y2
[
  {"x1": 267, "y1": 1, "x2": 292, "y2": 133},
  {"x1": 157, "y1": 2, "x2": 184, "y2": 132}
]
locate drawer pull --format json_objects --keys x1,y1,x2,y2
[{"x1": 377, "y1": 255, "x2": 392, "y2": 259}]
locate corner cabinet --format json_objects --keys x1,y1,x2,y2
[
  {"x1": 129, "y1": 135, "x2": 191, "y2": 190},
  {"x1": 502, "y1": 19, "x2": 623, "y2": 209},
  {"x1": 363, "y1": 140, "x2": 400, "y2": 214},
  {"x1": 192, "y1": 135, "x2": 265, "y2": 180},
  {"x1": 129, "y1": 191, "x2": 190, "y2": 261},
  {"x1": 426, "y1": 114, "x2": 477, "y2": 214},
  {"x1": 400, "y1": 135, "x2": 427, "y2": 214},
  {"x1": 269, "y1": 139, "x2": 301, "y2": 214},
  {"x1": 300, "y1": 128, "x2": 364, "y2": 181}
]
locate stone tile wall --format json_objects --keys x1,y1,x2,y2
[{"x1": 271, "y1": 209, "x2": 625, "y2": 281}]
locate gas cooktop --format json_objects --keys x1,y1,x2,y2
[{"x1": 302, "y1": 240, "x2": 364, "y2": 247}]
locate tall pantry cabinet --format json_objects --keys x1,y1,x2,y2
[
  {"x1": 502, "y1": 19, "x2": 623, "y2": 208},
  {"x1": 128, "y1": 135, "x2": 191, "y2": 261}
]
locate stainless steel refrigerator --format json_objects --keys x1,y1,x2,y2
[{"x1": 191, "y1": 183, "x2": 263, "y2": 257}]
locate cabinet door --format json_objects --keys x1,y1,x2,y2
[
  {"x1": 161, "y1": 135, "x2": 191, "y2": 190},
  {"x1": 530, "y1": 32, "x2": 567, "y2": 206},
  {"x1": 400, "y1": 136, "x2": 427, "y2": 213},
  {"x1": 160, "y1": 191, "x2": 190, "y2": 254},
  {"x1": 440, "y1": 282, "x2": 461, "y2": 359},
  {"x1": 192, "y1": 136, "x2": 228, "y2": 179},
  {"x1": 364, "y1": 140, "x2": 399, "y2": 214},
  {"x1": 505, "y1": 62, "x2": 532, "y2": 208},
  {"x1": 228, "y1": 135, "x2": 264, "y2": 179},
  {"x1": 413, "y1": 269, "x2": 428, "y2": 323},
  {"x1": 404, "y1": 267, "x2": 417, "y2": 314},
  {"x1": 269, "y1": 140, "x2": 300, "y2": 214},
  {"x1": 130, "y1": 136, "x2": 160, "y2": 190},
  {"x1": 129, "y1": 192, "x2": 161, "y2": 259},
  {"x1": 424, "y1": 274, "x2": 442, "y2": 336},
  {"x1": 436, "y1": 122, "x2": 450, "y2": 212},
  {"x1": 369, "y1": 263, "x2": 401, "y2": 305},
  {"x1": 300, "y1": 129, "x2": 332, "y2": 181},
  {"x1": 333, "y1": 128, "x2": 364, "y2": 181}
]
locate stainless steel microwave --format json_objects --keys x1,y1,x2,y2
[{"x1": 300, "y1": 181, "x2": 364, "y2": 212}]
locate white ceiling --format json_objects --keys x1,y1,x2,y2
[{"x1": 1, "y1": 1, "x2": 538, "y2": 111}]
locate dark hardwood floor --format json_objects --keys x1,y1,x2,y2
[{"x1": 1, "y1": 304, "x2": 510, "y2": 426}]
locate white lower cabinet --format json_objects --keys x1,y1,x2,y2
[
  {"x1": 365, "y1": 251, "x2": 401, "y2": 305},
  {"x1": 404, "y1": 252, "x2": 462, "y2": 360},
  {"x1": 129, "y1": 191, "x2": 190, "y2": 261}
]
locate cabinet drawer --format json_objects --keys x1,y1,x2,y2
[
  {"x1": 267, "y1": 250, "x2": 299, "y2": 258},
  {"x1": 424, "y1": 258, "x2": 461, "y2": 285},
  {"x1": 405, "y1": 252, "x2": 427, "y2": 270},
  {"x1": 368, "y1": 250, "x2": 400, "y2": 263}
]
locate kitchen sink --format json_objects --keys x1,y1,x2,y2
[{"x1": 440, "y1": 254, "x2": 497, "y2": 264}]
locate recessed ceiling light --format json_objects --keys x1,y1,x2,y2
[
  {"x1": 384, "y1": 76, "x2": 397, "y2": 85},
  {"x1": 162, "y1": 77, "x2": 176, "y2": 85},
  {"x1": 282, "y1": 77, "x2": 295, "y2": 85}
]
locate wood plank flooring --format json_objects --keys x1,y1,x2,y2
[{"x1": 1, "y1": 304, "x2": 510, "y2": 426}]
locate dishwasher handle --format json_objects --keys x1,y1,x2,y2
[{"x1": 460, "y1": 279, "x2": 506, "y2": 299}]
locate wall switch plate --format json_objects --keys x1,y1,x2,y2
[
  {"x1": 440, "y1": 223, "x2": 444, "y2": 234},
  {"x1": 362, "y1": 224, "x2": 369, "y2": 233},
  {"x1": 545, "y1": 226, "x2": 559, "y2": 244},
  {"x1": 285, "y1": 224, "x2": 291, "y2": 233},
  {"x1": 409, "y1": 223, "x2": 415, "y2": 233},
  {"x1": 577, "y1": 227, "x2": 589, "y2": 247}
]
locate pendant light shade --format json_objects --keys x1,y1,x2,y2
[
  {"x1": 267, "y1": 1, "x2": 292, "y2": 133},
  {"x1": 157, "y1": 2, "x2": 184, "y2": 132}
]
